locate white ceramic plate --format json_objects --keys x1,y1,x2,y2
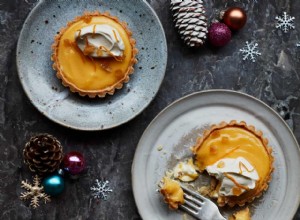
[
  {"x1": 16, "y1": 0, "x2": 167, "y2": 130},
  {"x1": 132, "y1": 90, "x2": 300, "y2": 220}
]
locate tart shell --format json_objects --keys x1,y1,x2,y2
[{"x1": 51, "y1": 11, "x2": 138, "y2": 98}]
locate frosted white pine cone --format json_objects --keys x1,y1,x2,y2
[{"x1": 171, "y1": 0, "x2": 208, "y2": 47}]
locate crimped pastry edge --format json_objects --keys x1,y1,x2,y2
[
  {"x1": 51, "y1": 11, "x2": 138, "y2": 98},
  {"x1": 192, "y1": 120, "x2": 274, "y2": 207}
]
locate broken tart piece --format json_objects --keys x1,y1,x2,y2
[
  {"x1": 229, "y1": 207, "x2": 251, "y2": 220},
  {"x1": 173, "y1": 158, "x2": 199, "y2": 182},
  {"x1": 193, "y1": 120, "x2": 274, "y2": 207},
  {"x1": 160, "y1": 177, "x2": 184, "y2": 209}
]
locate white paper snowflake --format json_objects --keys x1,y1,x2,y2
[
  {"x1": 297, "y1": 42, "x2": 300, "y2": 47},
  {"x1": 239, "y1": 41, "x2": 261, "y2": 62},
  {"x1": 275, "y1": 12, "x2": 295, "y2": 33},
  {"x1": 90, "y1": 179, "x2": 113, "y2": 200}
]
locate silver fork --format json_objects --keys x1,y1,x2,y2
[{"x1": 179, "y1": 185, "x2": 226, "y2": 220}]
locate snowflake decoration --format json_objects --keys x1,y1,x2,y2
[
  {"x1": 20, "y1": 175, "x2": 51, "y2": 208},
  {"x1": 239, "y1": 41, "x2": 261, "y2": 62},
  {"x1": 297, "y1": 42, "x2": 300, "y2": 47},
  {"x1": 90, "y1": 179, "x2": 113, "y2": 200},
  {"x1": 275, "y1": 12, "x2": 295, "y2": 33}
]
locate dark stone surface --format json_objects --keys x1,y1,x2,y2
[{"x1": 0, "y1": 0, "x2": 299, "y2": 219}]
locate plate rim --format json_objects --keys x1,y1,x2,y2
[
  {"x1": 132, "y1": 89, "x2": 300, "y2": 220},
  {"x1": 16, "y1": 0, "x2": 167, "y2": 131}
]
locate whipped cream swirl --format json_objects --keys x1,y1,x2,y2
[
  {"x1": 206, "y1": 157, "x2": 259, "y2": 196},
  {"x1": 75, "y1": 24, "x2": 125, "y2": 58}
]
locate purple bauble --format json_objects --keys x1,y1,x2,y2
[
  {"x1": 63, "y1": 151, "x2": 85, "y2": 175},
  {"x1": 208, "y1": 23, "x2": 232, "y2": 47}
]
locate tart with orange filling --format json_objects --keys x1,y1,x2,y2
[
  {"x1": 192, "y1": 120, "x2": 274, "y2": 207},
  {"x1": 52, "y1": 11, "x2": 138, "y2": 97}
]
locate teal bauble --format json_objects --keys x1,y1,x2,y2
[{"x1": 42, "y1": 174, "x2": 65, "y2": 196}]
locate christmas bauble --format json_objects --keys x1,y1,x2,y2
[
  {"x1": 208, "y1": 23, "x2": 232, "y2": 47},
  {"x1": 223, "y1": 7, "x2": 247, "y2": 30},
  {"x1": 42, "y1": 174, "x2": 65, "y2": 196},
  {"x1": 63, "y1": 151, "x2": 85, "y2": 175}
]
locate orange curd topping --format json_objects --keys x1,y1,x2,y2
[
  {"x1": 57, "y1": 16, "x2": 133, "y2": 91},
  {"x1": 194, "y1": 127, "x2": 271, "y2": 188}
]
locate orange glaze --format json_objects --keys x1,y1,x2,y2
[
  {"x1": 224, "y1": 173, "x2": 250, "y2": 190},
  {"x1": 232, "y1": 187, "x2": 243, "y2": 196},
  {"x1": 194, "y1": 127, "x2": 271, "y2": 189},
  {"x1": 57, "y1": 16, "x2": 133, "y2": 91},
  {"x1": 239, "y1": 161, "x2": 254, "y2": 174}
]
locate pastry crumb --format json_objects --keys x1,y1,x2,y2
[
  {"x1": 157, "y1": 145, "x2": 163, "y2": 151},
  {"x1": 198, "y1": 186, "x2": 210, "y2": 196},
  {"x1": 165, "y1": 170, "x2": 174, "y2": 178},
  {"x1": 182, "y1": 213, "x2": 188, "y2": 220},
  {"x1": 229, "y1": 207, "x2": 251, "y2": 220}
]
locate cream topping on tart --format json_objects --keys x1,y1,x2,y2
[
  {"x1": 75, "y1": 24, "x2": 125, "y2": 58},
  {"x1": 206, "y1": 157, "x2": 259, "y2": 197}
]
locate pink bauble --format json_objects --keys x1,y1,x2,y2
[
  {"x1": 63, "y1": 151, "x2": 85, "y2": 175},
  {"x1": 208, "y1": 23, "x2": 232, "y2": 47}
]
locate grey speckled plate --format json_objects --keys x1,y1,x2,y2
[
  {"x1": 132, "y1": 90, "x2": 300, "y2": 220},
  {"x1": 16, "y1": 0, "x2": 167, "y2": 130}
]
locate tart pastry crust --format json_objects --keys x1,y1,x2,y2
[
  {"x1": 192, "y1": 120, "x2": 274, "y2": 207},
  {"x1": 51, "y1": 11, "x2": 138, "y2": 98}
]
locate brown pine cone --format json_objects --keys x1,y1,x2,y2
[{"x1": 23, "y1": 134, "x2": 63, "y2": 175}]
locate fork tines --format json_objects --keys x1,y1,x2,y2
[
  {"x1": 179, "y1": 185, "x2": 226, "y2": 220},
  {"x1": 180, "y1": 185, "x2": 204, "y2": 214}
]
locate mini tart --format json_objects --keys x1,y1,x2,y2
[
  {"x1": 51, "y1": 11, "x2": 138, "y2": 98},
  {"x1": 192, "y1": 120, "x2": 274, "y2": 207}
]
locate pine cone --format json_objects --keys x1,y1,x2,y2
[
  {"x1": 171, "y1": 0, "x2": 208, "y2": 47},
  {"x1": 23, "y1": 134, "x2": 63, "y2": 175}
]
